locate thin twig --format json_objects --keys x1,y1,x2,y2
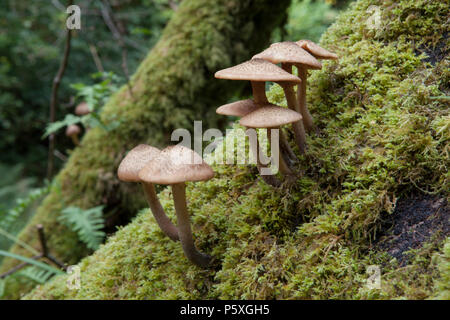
[
  {"x1": 0, "y1": 225, "x2": 67, "y2": 279},
  {"x1": 47, "y1": 0, "x2": 74, "y2": 179},
  {"x1": 0, "y1": 255, "x2": 43, "y2": 279},
  {"x1": 88, "y1": 44, "x2": 105, "y2": 73},
  {"x1": 36, "y1": 225, "x2": 48, "y2": 257},
  {"x1": 36, "y1": 225, "x2": 67, "y2": 270},
  {"x1": 100, "y1": 0, "x2": 133, "y2": 97},
  {"x1": 54, "y1": 149, "x2": 68, "y2": 162}
]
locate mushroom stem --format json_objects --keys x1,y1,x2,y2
[
  {"x1": 267, "y1": 128, "x2": 293, "y2": 175},
  {"x1": 248, "y1": 131, "x2": 281, "y2": 187},
  {"x1": 252, "y1": 79, "x2": 297, "y2": 162},
  {"x1": 281, "y1": 63, "x2": 307, "y2": 153},
  {"x1": 141, "y1": 183, "x2": 179, "y2": 241},
  {"x1": 283, "y1": 87, "x2": 307, "y2": 153},
  {"x1": 296, "y1": 67, "x2": 315, "y2": 132},
  {"x1": 70, "y1": 135, "x2": 80, "y2": 146},
  {"x1": 281, "y1": 85, "x2": 307, "y2": 154},
  {"x1": 172, "y1": 182, "x2": 211, "y2": 267},
  {"x1": 251, "y1": 81, "x2": 269, "y2": 104}
]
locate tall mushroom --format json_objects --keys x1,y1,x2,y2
[
  {"x1": 215, "y1": 58, "x2": 301, "y2": 106},
  {"x1": 240, "y1": 105, "x2": 302, "y2": 176},
  {"x1": 139, "y1": 145, "x2": 214, "y2": 268},
  {"x1": 117, "y1": 144, "x2": 179, "y2": 241},
  {"x1": 254, "y1": 42, "x2": 322, "y2": 134},
  {"x1": 65, "y1": 124, "x2": 81, "y2": 146}
]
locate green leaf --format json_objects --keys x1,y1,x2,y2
[
  {"x1": 59, "y1": 206, "x2": 105, "y2": 250},
  {"x1": 42, "y1": 114, "x2": 81, "y2": 139}
]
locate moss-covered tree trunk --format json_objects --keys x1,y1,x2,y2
[{"x1": 0, "y1": 0, "x2": 291, "y2": 298}]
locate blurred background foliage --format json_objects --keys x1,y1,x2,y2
[{"x1": 0, "y1": 0, "x2": 351, "y2": 253}]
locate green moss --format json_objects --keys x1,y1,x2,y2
[
  {"x1": 19, "y1": 0, "x2": 450, "y2": 299},
  {"x1": 432, "y1": 238, "x2": 450, "y2": 300},
  {"x1": 0, "y1": 0, "x2": 291, "y2": 299}
]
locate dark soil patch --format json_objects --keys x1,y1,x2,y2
[
  {"x1": 417, "y1": 32, "x2": 449, "y2": 65},
  {"x1": 375, "y1": 194, "x2": 449, "y2": 266}
]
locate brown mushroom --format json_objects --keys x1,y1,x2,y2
[
  {"x1": 139, "y1": 145, "x2": 214, "y2": 268},
  {"x1": 215, "y1": 59, "x2": 300, "y2": 164},
  {"x1": 254, "y1": 42, "x2": 321, "y2": 134},
  {"x1": 117, "y1": 144, "x2": 179, "y2": 241},
  {"x1": 296, "y1": 40, "x2": 338, "y2": 60},
  {"x1": 216, "y1": 99, "x2": 260, "y2": 117},
  {"x1": 215, "y1": 58, "x2": 301, "y2": 104},
  {"x1": 240, "y1": 105, "x2": 302, "y2": 177},
  {"x1": 74, "y1": 102, "x2": 91, "y2": 116},
  {"x1": 65, "y1": 124, "x2": 81, "y2": 146}
]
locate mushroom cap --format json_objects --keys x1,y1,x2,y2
[
  {"x1": 75, "y1": 102, "x2": 91, "y2": 116},
  {"x1": 139, "y1": 145, "x2": 214, "y2": 185},
  {"x1": 296, "y1": 40, "x2": 338, "y2": 60},
  {"x1": 253, "y1": 41, "x2": 322, "y2": 70},
  {"x1": 216, "y1": 99, "x2": 260, "y2": 117},
  {"x1": 214, "y1": 58, "x2": 301, "y2": 84},
  {"x1": 239, "y1": 105, "x2": 302, "y2": 128},
  {"x1": 117, "y1": 144, "x2": 161, "y2": 182},
  {"x1": 65, "y1": 124, "x2": 81, "y2": 137}
]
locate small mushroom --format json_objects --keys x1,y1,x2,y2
[
  {"x1": 254, "y1": 42, "x2": 321, "y2": 134},
  {"x1": 65, "y1": 124, "x2": 81, "y2": 146},
  {"x1": 139, "y1": 145, "x2": 214, "y2": 267},
  {"x1": 217, "y1": 99, "x2": 297, "y2": 164},
  {"x1": 117, "y1": 144, "x2": 179, "y2": 241},
  {"x1": 216, "y1": 99, "x2": 259, "y2": 117},
  {"x1": 296, "y1": 40, "x2": 338, "y2": 60},
  {"x1": 74, "y1": 102, "x2": 91, "y2": 116},
  {"x1": 240, "y1": 105, "x2": 302, "y2": 177}
]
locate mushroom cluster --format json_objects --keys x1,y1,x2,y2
[
  {"x1": 215, "y1": 40, "x2": 338, "y2": 185},
  {"x1": 117, "y1": 40, "x2": 337, "y2": 267}
]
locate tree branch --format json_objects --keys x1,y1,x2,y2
[{"x1": 47, "y1": 0, "x2": 74, "y2": 179}]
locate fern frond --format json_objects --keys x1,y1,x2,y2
[
  {"x1": 59, "y1": 206, "x2": 105, "y2": 250},
  {"x1": 0, "y1": 227, "x2": 40, "y2": 256},
  {"x1": 17, "y1": 266, "x2": 55, "y2": 284},
  {"x1": 0, "y1": 185, "x2": 50, "y2": 232}
]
